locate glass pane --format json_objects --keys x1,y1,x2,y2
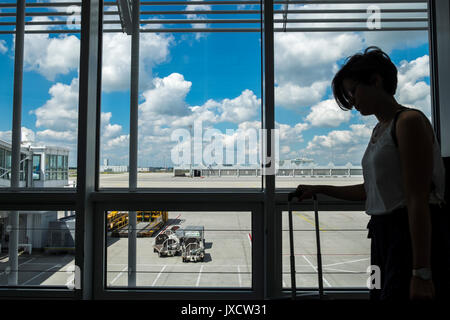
[
  {"x1": 18, "y1": 1, "x2": 81, "y2": 189},
  {"x1": 32, "y1": 155, "x2": 40, "y2": 180},
  {"x1": 0, "y1": 31, "x2": 15, "y2": 188},
  {"x1": 273, "y1": 2, "x2": 430, "y2": 189},
  {"x1": 0, "y1": 210, "x2": 76, "y2": 288},
  {"x1": 282, "y1": 210, "x2": 370, "y2": 289},
  {"x1": 106, "y1": 211, "x2": 252, "y2": 288},
  {"x1": 99, "y1": 3, "x2": 263, "y2": 189}
]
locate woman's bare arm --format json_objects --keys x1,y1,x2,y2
[{"x1": 396, "y1": 111, "x2": 434, "y2": 270}]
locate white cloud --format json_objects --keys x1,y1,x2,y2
[
  {"x1": 303, "y1": 123, "x2": 372, "y2": 165},
  {"x1": 103, "y1": 123, "x2": 123, "y2": 139},
  {"x1": 23, "y1": 22, "x2": 80, "y2": 80},
  {"x1": 185, "y1": 0, "x2": 211, "y2": 39},
  {"x1": 363, "y1": 31, "x2": 428, "y2": 53},
  {"x1": 275, "y1": 32, "x2": 364, "y2": 86},
  {"x1": 306, "y1": 99, "x2": 352, "y2": 127},
  {"x1": 104, "y1": 134, "x2": 129, "y2": 150},
  {"x1": 100, "y1": 111, "x2": 129, "y2": 163},
  {"x1": 0, "y1": 127, "x2": 35, "y2": 144},
  {"x1": 101, "y1": 31, "x2": 174, "y2": 92},
  {"x1": 31, "y1": 77, "x2": 79, "y2": 132},
  {"x1": 0, "y1": 40, "x2": 7, "y2": 54},
  {"x1": 277, "y1": 122, "x2": 309, "y2": 143},
  {"x1": 21, "y1": 127, "x2": 35, "y2": 144},
  {"x1": 275, "y1": 81, "x2": 328, "y2": 109},
  {"x1": 396, "y1": 55, "x2": 431, "y2": 116},
  {"x1": 272, "y1": 2, "x2": 428, "y2": 115},
  {"x1": 218, "y1": 89, "x2": 260, "y2": 123},
  {"x1": 36, "y1": 129, "x2": 76, "y2": 143},
  {"x1": 140, "y1": 73, "x2": 192, "y2": 116},
  {"x1": 398, "y1": 55, "x2": 429, "y2": 84},
  {"x1": 21, "y1": 15, "x2": 173, "y2": 91}
]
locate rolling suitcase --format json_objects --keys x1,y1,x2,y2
[{"x1": 287, "y1": 192, "x2": 325, "y2": 300}]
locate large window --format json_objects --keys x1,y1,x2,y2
[
  {"x1": 0, "y1": 0, "x2": 80, "y2": 190},
  {"x1": 282, "y1": 209, "x2": 370, "y2": 289},
  {"x1": 273, "y1": 0, "x2": 430, "y2": 291},
  {"x1": 105, "y1": 211, "x2": 252, "y2": 288},
  {"x1": 0, "y1": 0, "x2": 446, "y2": 301},
  {"x1": 0, "y1": 30, "x2": 14, "y2": 188},
  {"x1": 274, "y1": 1, "x2": 430, "y2": 190},
  {"x1": 99, "y1": 1, "x2": 263, "y2": 189}
]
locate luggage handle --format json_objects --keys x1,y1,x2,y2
[{"x1": 287, "y1": 191, "x2": 324, "y2": 300}]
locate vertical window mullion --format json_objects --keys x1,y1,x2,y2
[
  {"x1": 76, "y1": 0, "x2": 102, "y2": 300},
  {"x1": 7, "y1": 0, "x2": 25, "y2": 286},
  {"x1": 263, "y1": 0, "x2": 279, "y2": 299}
]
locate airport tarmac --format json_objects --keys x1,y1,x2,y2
[
  {"x1": 0, "y1": 211, "x2": 370, "y2": 289},
  {"x1": 1, "y1": 174, "x2": 371, "y2": 289}
]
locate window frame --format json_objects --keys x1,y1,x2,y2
[
  {"x1": 93, "y1": 197, "x2": 264, "y2": 300},
  {"x1": 0, "y1": 0, "x2": 446, "y2": 301}
]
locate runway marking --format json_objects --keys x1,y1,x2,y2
[
  {"x1": 302, "y1": 255, "x2": 331, "y2": 288},
  {"x1": 294, "y1": 212, "x2": 326, "y2": 232},
  {"x1": 107, "y1": 263, "x2": 252, "y2": 268},
  {"x1": 152, "y1": 265, "x2": 167, "y2": 286},
  {"x1": 0, "y1": 258, "x2": 37, "y2": 277},
  {"x1": 22, "y1": 264, "x2": 61, "y2": 286},
  {"x1": 109, "y1": 266, "x2": 127, "y2": 285},
  {"x1": 19, "y1": 258, "x2": 36, "y2": 267},
  {"x1": 323, "y1": 267, "x2": 365, "y2": 274},
  {"x1": 196, "y1": 265, "x2": 204, "y2": 287},
  {"x1": 323, "y1": 258, "x2": 370, "y2": 267}
]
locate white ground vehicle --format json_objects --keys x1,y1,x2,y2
[
  {"x1": 180, "y1": 226, "x2": 205, "y2": 262},
  {"x1": 153, "y1": 227, "x2": 181, "y2": 257}
]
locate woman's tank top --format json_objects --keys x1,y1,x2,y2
[{"x1": 361, "y1": 109, "x2": 446, "y2": 215}]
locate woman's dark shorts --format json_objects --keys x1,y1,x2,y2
[{"x1": 367, "y1": 204, "x2": 450, "y2": 301}]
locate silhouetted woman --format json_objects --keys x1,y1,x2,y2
[{"x1": 294, "y1": 47, "x2": 449, "y2": 300}]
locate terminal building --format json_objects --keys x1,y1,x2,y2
[
  {"x1": 0, "y1": 138, "x2": 70, "y2": 188},
  {"x1": 0, "y1": 138, "x2": 73, "y2": 254}
]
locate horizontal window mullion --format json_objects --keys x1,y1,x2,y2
[
  {"x1": 139, "y1": 18, "x2": 260, "y2": 24},
  {"x1": 91, "y1": 191, "x2": 264, "y2": 206},
  {"x1": 0, "y1": 192, "x2": 77, "y2": 210},
  {"x1": 0, "y1": 288, "x2": 76, "y2": 299},
  {"x1": 139, "y1": 1, "x2": 260, "y2": 5},
  {"x1": 96, "y1": 289, "x2": 258, "y2": 300},
  {"x1": 275, "y1": 26, "x2": 427, "y2": 31},
  {"x1": 0, "y1": 2, "x2": 81, "y2": 9}
]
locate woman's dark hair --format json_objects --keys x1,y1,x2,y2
[{"x1": 332, "y1": 46, "x2": 398, "y2": 110}]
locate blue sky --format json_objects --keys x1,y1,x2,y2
[{"x1": 0, "y1": 1, "x2": 431, "y2": 168}]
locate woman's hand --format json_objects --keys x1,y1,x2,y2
[
  {"x1": 409, "y1": 277, "x2": 435, "y2": 300},
  {"x1": 292, "y1": 185, "x2": 320, "y2": 201}
]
